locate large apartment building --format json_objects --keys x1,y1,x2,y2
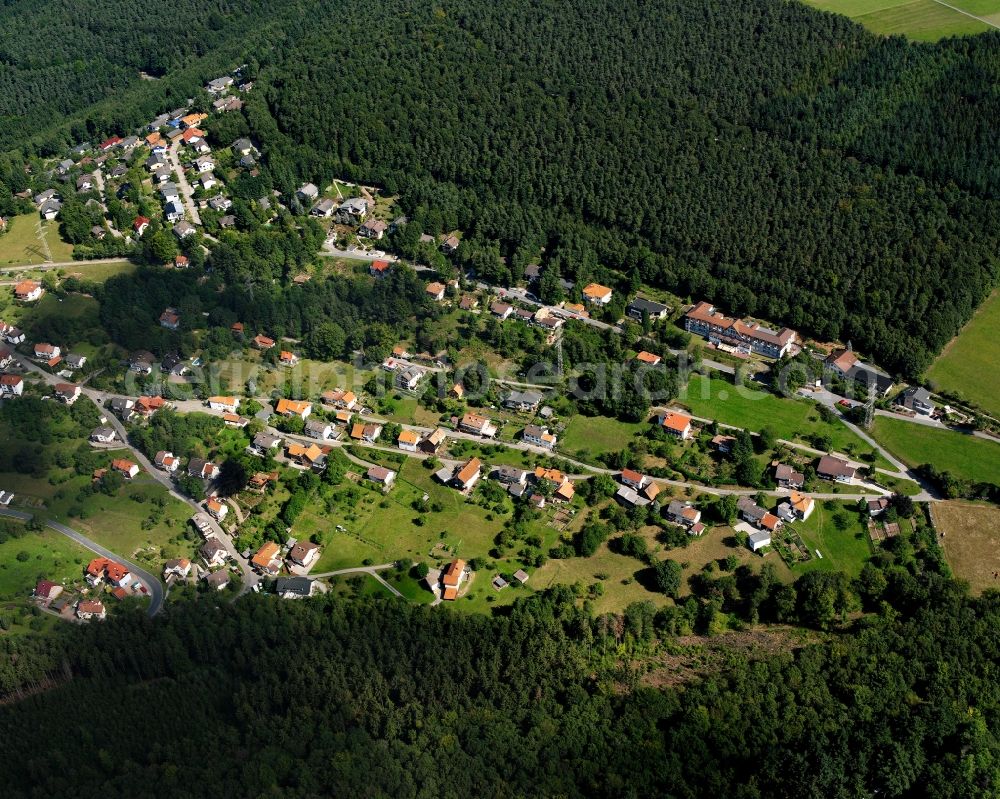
[{"x1": 684, "y1": 301, "x2": 797, "y2": 359}]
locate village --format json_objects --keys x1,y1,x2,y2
[{"x1": 0, "y1": 69, "x2": 994, "y2": 628}]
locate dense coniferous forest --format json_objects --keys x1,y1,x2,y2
[
  {"x1": 1, "y1": 529, "x2": 999, "y2": 797},
  {"x1": 2, "y1": 0, "x2": 999, "y2": 374}
]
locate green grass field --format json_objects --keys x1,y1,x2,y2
[
  {"x1": 789, "y1": 501, "x2": 872, "y2": 578},
  {"x1": 803, "y1": 0, "x2": 997, "y2": 41},
  {"x1": 0, "y1": 524, "x2": 90, "y2": 603},
  {"x1": 560, "y1": 415, "x2": 646, "y2": 458},
  {"x1": 0, "y1": 214, "x2": 50, "y2": 265},
  {"x1": 872, "y1": 417, "x2": 1000, "y2": 485},
  {"x1": 926, "y1": 291, "x2": 1000, "y2": 418},
  {"x1": 680, "y1": 374, "x2": 885, "y2": 464}
]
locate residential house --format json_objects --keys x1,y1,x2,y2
[
  {"x1": 163, "y1": 558, "x2": 192, "y2": 580},
  {"x1": 397, "y1": 429, "x2": 421, "y2": 452},
  {"x1": 449, "y1": 383, "x2": 464, "y2": 400},
  {"x1": 522, "y1": 425, "x2": 556, "y2": 449},
  {"x1": 200, "y1": 538, "x2": 228, "y2": 567},
  {"x1": 898, "y1": 386, "x2": 935, "y2": 416},
  {"x1": 135, "y1": 395, "x2": 167, "y2": 417},
  {"x1": 204, "y1": 570, "x2": 230, "y2": 591},
  {"x1": 90, "y1": 426, "x2": 116, "y2": 444},
  {"x1": 615, "y1": 485, "x2": 648, "y2": 507},
  {"x1": 0, "y1": 347, "x2": 13, "y2": 369},
  {"x1": 490, "y1": 301, "x2": 513, "y2": 320},
  {"x1": 54, "y1": 383, "x2": 81, "y2": 405},
  {"x1": 296, "y1": 183, "x2": 319, "y2": 203},
  {"x1": 817, "y1": 455, "x2": 856, "y2": 484},
  {"x1": 208, "y1": 396, "x2": 239, "y2": 413},
  {"x1": 684, "y1": 301, "x2": 797, "y2": 359},
  {"x1": 504, "y1": 390, "x2": 543, "y2": 412},
  {"x1": 65, "y1": 353, "x2": 87, "y2": 370},
  {"x1": 250, "y1": 432, "x2": 282, "y2": 456},
  {"x1": 173, "y1": 221, "x2": 197, "y2": 240},
  {"x1": 251, "y1": 542, "x2": 282, "y2": 575},
  {"x1": 620, "y1": 469, "x2": 648, "y2": 491},
  {"x1": 452, "y1": 458, "x2": 482, "y2": 491},
  {"x1": 666, "y1": 500, "x2": 703, "y2": 531},
  {"x1": 252, "y1": 334, "x2": 275, "y2": 350},
  {"x1": 205, "y1": 497, "x2": 228, "y2": 521},
  {"x1": 867, "y1": 496, "x2": 890, "y2": 518},
  {"x1": 76, "y1": 600, "x2": 106, "y2": 621},
  {"x1": 159, "y1": 307, "x2": 181, "y2": 330},
  {"x1": 199, "y1": 174, "x2": 217, "y2": 191},
  {"x1": 276, "y1": 576, "x2": 316, "y2": 599},
  {"x1": 440, "y1": 559, "x2": 467, "y2": 600},
  {"x1": 34, "y1": 342, "x2": 60, "y2": 360},
  {"x1": 658, "y1": 411, "x2": 693, "y2": 440},
  {"x1": 459, "y1": 412, "x2": 497, "y2": 438},
  {"x1": 419, "y1": 427, "x2": 447, "y2": 454},
  {"x1": 111, "y1": 458, "x2": 139, "y2": 479},
  {"x1": 825, "y1": 347, "x2": 894, "y2": 398},
  {"x1": 279, "y1": 350, "x2": 299, "y2": 367},
  {"x1": 159, "y1": 182, "x2": 180, "y2": 203},
  {"x1": 395, "y1": 366, "x2": 424, "y2": 391},
  {"x1": 335, "y1": 197, "x2": 368, "y2": 224},
  {"x1": 311, "y1": 198, "x2": 335, "y2": 217},
  {"x1": 40, "y1": 199, "x2": 62, "y2": 220},
  {"x1": 369, "y1": 259, "x2": 392, "y2": 278},
  {"x1": 76, "y1": 173, "x2": 95, "y2": 192},
  {"x1": 208, "y1": 195, "x2": 232, "y2": 212},
  {"x1": 288, "y1": 541, "x2": 321, "y2": 569},
  {"x1": 627, "y1": 297, "x2": 670, "y2": 321},
  {"x1": 459, "y1": 295, "x2": 478, "y2": 311},
  {"x1": 358, "y1": 218, "x2": 387, "y2": 239},
  {"x1": 3, "y1": 326, "x2": 24, "y2": 344},
  {"x1": 305, "y1": 420, "x2": 334, "y2": 441},
  {"x1": 748, "y1": 530, "x2": 772, "y2": 553},
  {"x1": 350, "y1": 422, "x2": 382, "y2": 443},
  {"x1": 129, "y1": 350, "x2": 155, "y2": 374},
  {"x1": 275, "y1": 398, "x2": 312, "y2": 420},
  {"x1": 493, "y1": 465, "x2": 529, "y2": 486},
  {"x1": 320, "y1": 389, "x2": 357, "y2": 411},
  {"x1": 154, "y1": 451, "x2": 180, "y2": 473},
  {"x1": 0, "y1": 374, "x2": 24, "y2": 396},
  {"x1": 193, "y1": 155, "x2": 215, "y2": 174},
  {"x1": 582, "y1": 283, "x2": 613, "y2": 305},
  {"x1": 188, "y1": 458, "x2": 220, "y2": 480},
  {"x1": 635, "y1": 351, "x2": 662, "y2": 366},
  {"x1": 441, "y1": 234, "x2": 460, "y2": 254},
  {"x1": 133, "y1": 215, "x2": 151, "y2": 237},
  {"x1": 206, "y1": 76, "x2": 234, "y2": 94},
  {"x1": 711, "y1": 434, "x2": 737, "y2": 453},
  {"x1": 774, "y1": 464, "x2": 805, "y2": 489},
  {"x1": 737, "y1": 497, "x2": 768, "y2": 527},
  {"x1": 14, "y1": 280, "x2": 44, "y2": 302},
  {"x1": 34, "y1": 580, "x2": 63, "y2": 603},
  {"x1": 286, "y1": 443, "x2": 326, "y2": 470},
  {"x1": 366, "y1": 465, "x2": 396, "y2": 489},
  {"x1": 425, "y1": 282, "x2": 446, "y2": 301}
]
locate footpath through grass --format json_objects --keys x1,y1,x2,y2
[
  {"x1": 926, "y1": 290, "x2": 1000, "y2": 418},
  {"x1": 872, "y1": 417, "x2": 1000, "y2": 485}
]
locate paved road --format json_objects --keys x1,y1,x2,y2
[
  {"x1": 168, "y1": 138, "x2": 201, "y2": 225},
  {"x1": 320, "y1": 243, "x2": 395, "y2": 262},
  {"x1": 0, "y1": 508, "x2": 165, "y2": 617}
]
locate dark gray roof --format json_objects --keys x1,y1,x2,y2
[{"x1": 276, "y1": 576, "x2": 313, "y2": 596}]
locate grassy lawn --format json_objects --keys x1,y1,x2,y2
[
  {"x1": 931, "y1": 501, "x2": 1000, "y2": 594},
  {"x1": 872, "y1": 417, "x2": 1000, "y2": 485},
  {"x1": 787, "y1": 501, "x2": 872, "y2": 578},
  {"x1": 680, "y1": 374, "x2": 887, "y2": 465},
  {"x1": 60, "y1": 260, "x2": 136, "y2": 283},
  {"x1": 0, "y1": 468, "x2": 197, "y2": 573},
  {"x1": 560, "y1": 415, "x2": 646, "y2": 459},
  {"x1": 0, "y1": 523, "x2": 90, "y2": 604},
  {"x1": 0, "y1": 214, "x2": 49, "y2": 265},
  {"x1": 672, "y1": 526, "x2": 793, "y2": 594},
  {"x1": 802, "y1": 0, "x2": 994, "y2": 40},
  {"x1": 926, "y1": 290, "x2": 1000, "y2": 418}
]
